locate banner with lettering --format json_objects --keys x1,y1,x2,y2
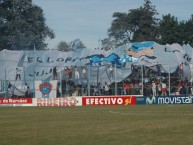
[
  {"x1": 82, "y1": 96, "x2": 136, "y2": 106},
  {"x1": 1, "y1": 42, "x2": 193, "y2": 96}
]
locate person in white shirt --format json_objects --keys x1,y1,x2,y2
[
  {"x1": 152, "y1": 81, "x2": 156, "y2": 97},
  {"x1": 74, "y1": 67, "x2": 79, "y2": 79},
  {"x1": 82, "y1": 67, "x2": 86, "y2": 78},
  {"x1": 15, "y1": 67, "x2": 21, "y2": 80},
  {"x1": 104, "y1": 82, "x2": 110, "y2": 95},
  {"x1": 161, "y1": 82, "x2": 167, "y2": 95},
  {"x1": 108, "y1": 64, "x2": 113, "y2": 78}
]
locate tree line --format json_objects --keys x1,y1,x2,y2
[{"x1": 102, "y1": 0, "x2": 193, "y2": 48}]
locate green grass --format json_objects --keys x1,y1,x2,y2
[{"x1": 0, "y1": 105, "x2": 193, "y2": 145}]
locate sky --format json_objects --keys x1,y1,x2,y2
[{"x1": 33, "y1": 0, "x2": 193, "y2": 49}]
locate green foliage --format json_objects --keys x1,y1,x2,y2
[
  {"x1": 158, "y1": 14, "x2": 180, "y2": 44},
  {"x1": 178, "y1": 15, "x2": 193, "y2": 45},
  {"x1": 57, "y1": 41, "x2": 70, "y2": 52},
  {"x1": 57, "y1": 40, "x2": 86, "y2": 51},
  {"x1": 107, "y1": 0, "x2": 159, "y2": 47},
  {"x1": 106, "y1": 0, "x2": 193, "y2": 48},
  {"x1": 107, "y1": 12, "x2": 130, "y2": 47},
  {"x1": 0, "y1": 0, "x2": 55, "y2": 50},
  {"x1": 101, "y1": 38, "x2": 116, "y2": 48},
  {"x1": 72, "y1": 40, "x2": 86, "y2": 49},
  {"x1": 159, "y1": 14, "x2": 193, "y2": 45},
  {"x1": 132, "y1": 0, "x2": 159, "y2": 42}
]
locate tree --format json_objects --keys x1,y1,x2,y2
[
  {"x1": 158, "y1": 14, "x2": 193, "y2": 45},
  {"x1": 72, "y1": 41, "x2": 86, "y2": 49},
  {"x1": 107, "y1": 0, "x2": 159, "y2": 47},
  {"x1": 57, "y1": 39, "x2": 86, "y2": 51},
  {"x1": 101, "y1": 38, "x2": 116, "y2": 49},
  {"x1": 0, "y1": 0, "x2": 55, "y2": 50},
  {"x1": 158, "y1": 14, "x2": 179, "y2": 44},
  {"x1": 69, "y1": 39, "x2": 86, "y2": 49},
  {"x1": 107, "y1": 12, "x2": 130, "y2": 47},
  {"x1": 76, "y1": 41, "x2": 86, "y2": 49},
  {"x1": 179, "y1": 15, "x2": 193, "y2": 45},
  {"x1": 57, "y1": 41, "x2": 70, "y2": 52},
  {"x1": 132, "y1": 0, "x2": 159, "y2": 42}
]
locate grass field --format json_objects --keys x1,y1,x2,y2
[{"x1": 0, "y1": 105, "x2": 193, "y2": 145}]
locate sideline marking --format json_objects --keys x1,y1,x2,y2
[{"x1": 109, "y1": 110, "x2": 193, "y2": 116}]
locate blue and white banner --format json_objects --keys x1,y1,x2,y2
[
  {"x1": 35, "y1": 80, "x2": 57, "y2": 98},
  {"x1": 1, "y1": 41, "x2": 193, "y2": 96}
]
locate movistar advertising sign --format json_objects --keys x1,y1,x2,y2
[{"x1": 136, "y1": 95, "x2": 193, "y2": 105}]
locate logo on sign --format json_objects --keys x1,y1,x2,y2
[
  {"x1": 146, "y1": 96, "x2": 156, "y2": 104},
  {"x1": 39, "y1": 82, "x2": 52, "y2": 98},
  {"x1": 125, "y1": 97, "x2": 133, "y2": 105}
]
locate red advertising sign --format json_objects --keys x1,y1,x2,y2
[
  {"x1": 82, "y1": 96, "x2": 136, "y2": 106},
  {"x1": 0, "y1": 98, "x2": 32, "y2": 104}
]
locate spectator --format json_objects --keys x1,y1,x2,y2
[
  {"x1": 15, "y1": 67, "x2": 21, "y2": 80},
  {"x1": 57, "y1": 83, "x2": 61, "y2": 97},
  {"x1": 93, "y1": 85, "x2": 98, "y2": 96},
  {"x1": 97, "y1": 82, "x2": 102, "y2": 95},
  {"x1": 134, "y1": 81, "x2": 139, "y2": 95},
  {"x1": 152, "y1": 81, "x2": 156, "y2": 97},
  {"x1": 184, "y1": 77, "x2": 188, "y2": 86},
  {"x1": 78, "y1": 85, "x2": 82, "y2": 96},
  {"x1": 108, "y1": 64, "x2": 113, "y2": 78},
  {"x1": 179, "y1": 85, "x2": 186, "y2": 95},
  {"x1": 157, "y1": 81, "x2": 162, "y2": 96},
  {"x1": 161, "y1": 81, "x2": 167, "y2": 95},
  {"x1": 53, "y1": 66, "x2": 57, "y2": 79},
  {"x1": 82, "y1": 66, "x2": 86, "y2": 79},
  {"x1": 104, "y1": 82, "x2": 110, "y2": 95},
  {"x1": 190, "y1": 86, "x2": 193, "y2": 95},
  {"x1": 74, "y1": 67, "x2": 80, "y2": 79},
  {"x1": 66, "y1": 67, "x2": 72, "y2": 79},
  {"x1": 179, "y1": 63, "x2": 183, "y2": 78},
  {"x1": 24, "y1": 83, "x2": 30, "y2": 98},
  {"x1": 123, "y1": 82, "x2": 129, "y2": 95},
  {"x1": 156, "y1": 64, "x2": 161, "y2": 76},
  {"x1": 130, "y1": 82, "x2": 134, "y2": 95}
]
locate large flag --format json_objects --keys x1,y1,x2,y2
[
  {"x1": 1, "y1": 41, "x2": 193, "y2": 96},
  {"x1": 35, "y1": 80, "x2": 57, "y2": 98}
]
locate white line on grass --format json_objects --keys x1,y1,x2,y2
[{"x1": 109, "y1": 110, "x2": 193, "y2": 116}]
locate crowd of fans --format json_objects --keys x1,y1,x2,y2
[{"x1": 54, "y1": 64, "x2": 193, "y2": 97}]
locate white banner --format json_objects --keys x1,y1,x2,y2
[
  {"x1": 35, "y1": 80, "x2": 57, "y2": 98},
  {"x1": 1, "y1": 41, "x2": 193, "y2": 96},
  {"x1": 36, "y1": 97, "x2": 82, "y2": 106}
]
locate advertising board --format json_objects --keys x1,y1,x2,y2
[
  {"x1": 36, "y1": 97, "x2": 82, "y2": 106},
  {"x1": 136, "y1": 95, "x2": 193, "y2": 105},
  {"x1": 82, "y1": 96, "x2": 136, "y2": 106}
]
